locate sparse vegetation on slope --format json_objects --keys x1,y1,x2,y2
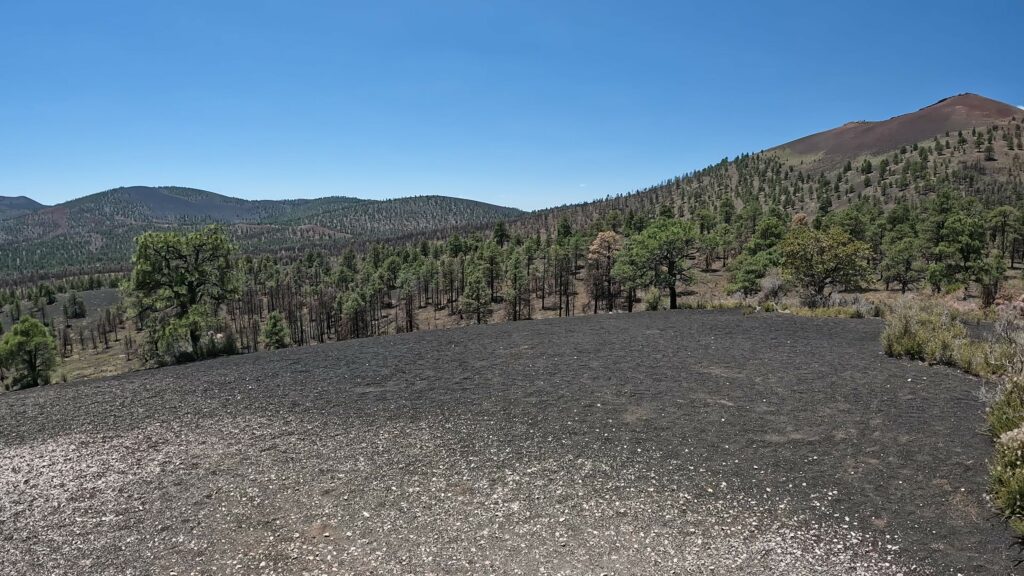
[{"x1": 776, "y1": 93, "x2": 1022, "y2": 167}]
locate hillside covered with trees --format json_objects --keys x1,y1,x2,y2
[
  {"x1": 0, "y1": 195, "x2": 45, "y2": 221},
  {"x1": 505, "y1": 94, "x2": 1024, "y2": 241},
  {"x1": 3, "y1": 95, "x2": 1024, "y2": 365},
  {"x1": 3, "y1": 94, "x2": 1021, "y2": 286},
  {"x1": 0, "y1": 189, "x2": 522, "y2": 279}
]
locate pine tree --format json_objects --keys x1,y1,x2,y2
[
  {"x1": 492, "y1": 222, "x2": 510, "y2": 248},
  {"x1": 613, "y1": 218, "x2": 696, "y2": 310},
  {"x1": 0, "y1": 316, "x2": 57, "y2": 390},
  {"x1": 587, "y1": 231, "x2": 624, "y2": 310},
  {"x1": 503, "y1": 251, "x2": 530, "y2": 321},
  {"x1": 63, "y1": 291, "x2": 87, "y2": 320},
  {"x1": 262, "y1": 311, "x2": 291, "y2": 350},
  {"x1": 460, "y1": 264, "x2": 491, "y2": 324}
]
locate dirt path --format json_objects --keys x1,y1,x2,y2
[{"x1": 0, "y1": 310, "x2": 1017, "y2": 575}]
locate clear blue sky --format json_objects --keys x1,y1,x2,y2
[{"x1": 1, "y1": 1, "x2": 1021, "y2": 210}]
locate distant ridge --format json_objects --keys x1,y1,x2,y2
[
  {"x1": 0, "y1": 186, "x2": 522, "y2": 276},
  {"x1": 0, "y1": 195, "x2": 46, "y2": 220},
  {"x1": 57, "y1": 186, "x2": 368, "y2": 224}
]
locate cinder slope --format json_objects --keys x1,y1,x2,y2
[
  {"x1": 777, "y1": 93, "x2": 1021, "y2": 161},
  {"x1": 0, "y1": 311, "x2": 1013, "y2": 574}
]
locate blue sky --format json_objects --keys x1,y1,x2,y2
[{"x1": 1, "y1": 1, "x2": 1021, "y2": 210}]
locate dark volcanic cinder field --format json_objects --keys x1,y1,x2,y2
[{"x1": 0, "y1": 311, "x2": 1016, "y2": 575}]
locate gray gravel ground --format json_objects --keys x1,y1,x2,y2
[{"x1": 0, "y1": 310, "x2": 1017, "y2": 575}]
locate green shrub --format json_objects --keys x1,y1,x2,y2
[
  {"x1": 881, "y1": 300, "x2": 967, "y2": 365},
  {"x1": 143, "y1": 307, "x2": 238, "y2": 366},
  {"x1": 644, "y1": 291, "x2": 663, "y2": 311},
  {"x1": 991, "y1": 425, "x2": 1024, "y2": 535}
]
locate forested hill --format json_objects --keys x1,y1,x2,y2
[
  {"x1": 501, "y1": 93, "x2": 1024, "y2": 239},
  {"x1": 0, "y1": 196, "x2": 46, "y2": 220},
  {"x1": 0, "y1": 188, "x2": 522, "y2": 279}
]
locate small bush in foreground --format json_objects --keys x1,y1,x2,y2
[
  {"x1": 953, "y1": 339, "x2": 1005, "y2": 379},
  {"x1": 992, "y1": 426, "x2": 1024, "y2": 535}
]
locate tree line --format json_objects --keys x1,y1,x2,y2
[{"x1": 4, "y1": 175, "x2": 1024, "y2": 389}]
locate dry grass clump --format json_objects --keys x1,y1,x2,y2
[
  {"x1": 881, "y1": 298, "x2": 1010, "y2": 377},
  {"x1": 788, "y1": 305, "x2": 872, "y2": 319},
  {"x1": 988, "y1": 378, "x2": 1024, "y2": 438},
  {"x1": 644, "y1": 291, "x2": 663, "y2": 311},
  {"x1": 754, "y1": 294, "x2": 881, "y2": 319},
  {"x1": 677, "y1": 299, "x2": 750, "y2": 312},
  {"x1": 992, "y1": 425, "x2": 1024, "y2": 535},
  {"x1": 881, "y1": 299, "x2": 968, "y2": 366}
]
